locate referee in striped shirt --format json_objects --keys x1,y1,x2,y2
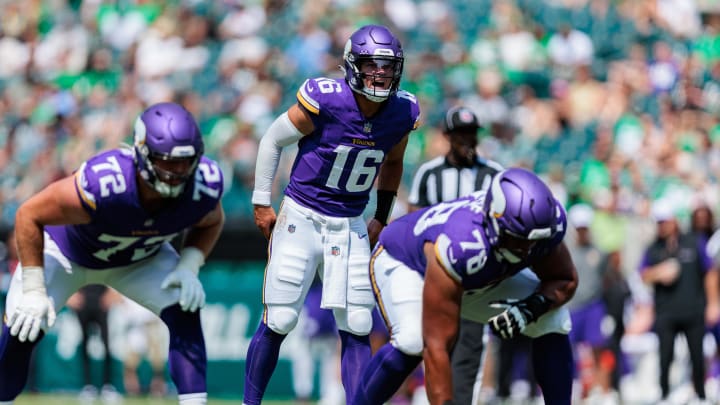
[{"x1": 407, "y1": 106, "x2": 502, "y2": 405}]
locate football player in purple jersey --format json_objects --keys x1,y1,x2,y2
[
  {"x1": 352, "y1": 168, "x2": 578, "y2": 405},
  {"x1": 245, "y1": 24, "x2": 420, "y2": 405},
  {"x1": 0, "y1": 102, "x2": 224, "y2": 405}
]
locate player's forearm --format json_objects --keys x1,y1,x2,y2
[
  {"x1": 423, "y1": 345, "x2": 454, "y2": 405},
  {"x1": 376, "y1": 158, "x2": 404, "y2": 192},
  {"x1": 14, "y1": 204, "x2": 45, "y2": 268},
  {"x1": 183, "y1": 207, "x2": 225, "y2": 258},
  {"x1": 538, "y1": 278, "x2": 577, "y2": 308}
]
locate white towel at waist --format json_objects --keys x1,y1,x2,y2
[{"x1": 321, "y1": 217, "x2": 350, "y2": 309}]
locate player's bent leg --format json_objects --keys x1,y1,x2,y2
[
  {"x1": 335, "y1": 304, "x2": 373, "y2": 403},
  {"x1": 353, "y1": 343, "x2": 422, "y2": 405},
  {"x1": 159, "y1": 304, "x2": 207, "y2": 403},
  {"x1": 243, "y1": 305, "x2": 299, "y2": 405},
  {"x1": 352, "y1": 303, "x2": 424, "y2": 405},
  {"x1": 532, "y1": 333, "x2": 573, "y2": 405},
  {"x1": 0, "y1": 323, "x2": 42, "y2": 401}
]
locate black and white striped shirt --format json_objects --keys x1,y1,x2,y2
[{"x1": 408, "y1": 156, "x2": 503, "y2": 207}]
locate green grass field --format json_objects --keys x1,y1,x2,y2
[{"x1": 14, "y1": 394, "x2": 305, "y2": 404}]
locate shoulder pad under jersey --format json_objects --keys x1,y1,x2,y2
[
  {"x1": 296, "y1": 77, "x2": 344, "y2": 115},
  {"x1": 191, "y1": 157, "x2": 225, "y2": 202},
  {"x1": 74, "y1": 149, "x2": 135, "y2": 213},
  {"x1": 395, "y1": 89, "x2": 421, "y2": 130},
  {"x1": 431, "y1": 205, "x2": 489, "y2": 281}
]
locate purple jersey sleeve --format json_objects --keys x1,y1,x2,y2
[
  {"x1": 46, "y1": 149, "x2": 223, "y2": 269},
  {"x1": 286, "y1": 78, "x2": 420, "y2": 217}
]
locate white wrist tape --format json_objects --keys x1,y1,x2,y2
[
  {"x1": 22, "y1": 266, "x2": 47, "y2": 294},
  {"x1": 252, "y1": 112, "x2": 304, "y2": 206},
  {"x1": 177, "y1": 247, "x2": 205, "y2": 276}
]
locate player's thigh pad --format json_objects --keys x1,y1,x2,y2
[
  {"x1": 460, "y1": 268, "x2": 572, "y2": 337},
  {"x1": 372, "y1": 251, "x2": 424, "y2": 355},
  {"x1": 101, "y1": 243, "x2": 180, "y2": 315},
  {"x1": 264, "y1": 199, "x2": 320, "y2": 305}
]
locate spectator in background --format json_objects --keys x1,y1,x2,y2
[
  {"x1": 68, "y1": 285, "x2": 123, "y2": 404},
  {"x1": 407, "y1": 106, "x2": 502, "y2": 404},
  {"x1": 565, "y1": 204, "x2": 619, "y2": 403},
  {"x1": 639, "y1": 200, "x2": 718, "y2": 404}
]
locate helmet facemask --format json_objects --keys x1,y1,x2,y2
[
  {"x1": 344, "y1": 53, "x2": 404, "y2": 102},
  {"x1": 137, "y1": 146, "x2": 199, "y2": 198}
]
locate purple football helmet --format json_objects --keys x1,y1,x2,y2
[
  {"x1": 484, "y1": 168, "x2": 562, "y2": 262},
  {"x1": 342, "y1": 24, "x2": 404, "y2": 102},
  {"x1": 133, "y1": 102, "x2": 204, "y2": 197}
]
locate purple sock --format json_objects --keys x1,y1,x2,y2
[
  {"x1": 338, "y1": 330, "x2": 371, "y2": 403},
  {"x1": 0, "y1": 323, "x2": 40, "y2": 401},
  {"x1": 532, "y1": 333, "x2": 574, "y2": 405},
  {"x1": 243, "y1": 322, "x2": 286, "y2": 405},
  {"x1": 160, "y1": 305, "x2": 207, "y2": 395},
  {"x1": 352, "y1": 343, "x2": 422, "y2": 405}
]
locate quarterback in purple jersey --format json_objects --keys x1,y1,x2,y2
[
  {"x1": 0, "y1": 102, "x2": 224, "y2": 405},
  {"x1": 352, "y1": 168, "x2": 578, "y2": 405},
  {"x1": 246, "y1": 24, "x2": 419, "y2": 405}
]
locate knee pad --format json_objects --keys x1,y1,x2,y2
[
  {"x1": 337, "y1": 307, "x2": 373, "y2": 336},
  {"x1": 265, "y1": 306, "x2": 299, "y2": 335},
  {"x1": 392, "y1": 331, "x2": 423, "y2": 356}
]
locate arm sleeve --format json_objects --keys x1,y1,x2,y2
[{"x1": 251, "y1": 112, "x2": 305, "y2": 206}]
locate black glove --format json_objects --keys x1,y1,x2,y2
[{"x1": 488, "y1": 292, "x2": 552, "y2": 339}]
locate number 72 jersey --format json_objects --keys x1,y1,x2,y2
[
  {"x1": 287, "y1": 77, "x2": 421, "y2": 217},
  {"x1": 45, "y1": 148, "x2": 224, "y2": 269}
]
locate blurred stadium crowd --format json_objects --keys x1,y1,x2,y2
[
  {"x1": 0, "y1": 0, "x2": 719, "y2": 231},
  {"x1": 3, "y1": 0, "x2": 720, "y2": 403}
]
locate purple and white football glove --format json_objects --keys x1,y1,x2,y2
[{"x1": 488, "y1": 292, "x2": 552, "y2": 339}]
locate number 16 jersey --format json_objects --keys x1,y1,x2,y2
[{"x1": 288, "y1": 77, "x2": 420, "y2": 217}]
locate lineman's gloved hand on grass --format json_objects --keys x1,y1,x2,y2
[
  {"x1": 488, "y1": 292, "x2": 551, "y2": 339},
  {"x1": 8, "y1": 266, "x2": 56, "y2": 342},
  {"x1": 161, "y1": 247, "x2": 206, "y2": 312}
]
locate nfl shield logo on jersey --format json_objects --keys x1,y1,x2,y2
[
  {"x1": 288, "y1": 224, "x2": 296, "y2": 233},
  {"x1": 331, "y1": 246, "x2": 340, "y2": 256}
]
